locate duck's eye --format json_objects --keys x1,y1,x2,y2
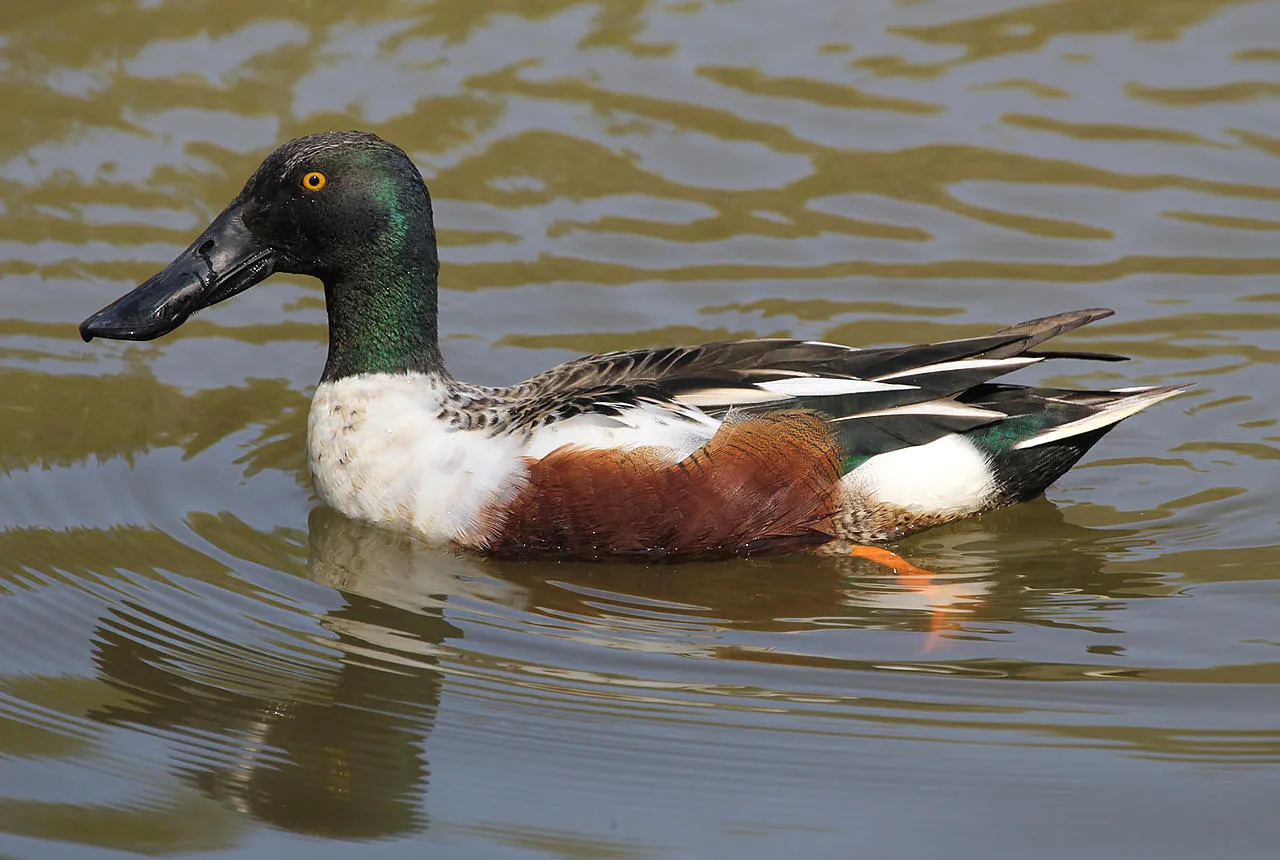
[{"x1": 302, "y1": 171, "x2": 327, "y2": 191}]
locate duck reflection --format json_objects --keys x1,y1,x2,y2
[
  {"x1": 487, "y1": 496, "x2": 1168, "y2": 641},
  {"x1": 84, "y1": 498, "x2": 1162, "y2": 838},
  {"x1": 86, "y1": 508, "x2": 525, "y2": 841}
]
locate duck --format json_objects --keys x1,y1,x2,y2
[{"x1": 80, "y1": 131, "x2": 1189, "y2": 562}]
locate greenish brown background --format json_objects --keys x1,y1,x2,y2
[{"x1": 1, "y1": 0, "x2": 1279, "y2": 857}]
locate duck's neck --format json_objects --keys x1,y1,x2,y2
[{"x1": 319, "y1": 228, "x2": 448, "y2": 383}]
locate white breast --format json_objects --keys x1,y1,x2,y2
[{"x1": 307, "y1": 374, "x2": 526, "y2": 545}]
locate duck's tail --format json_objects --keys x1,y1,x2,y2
[{"x1": 963, "y1": 383, "x2": 1192, "y2": 505}]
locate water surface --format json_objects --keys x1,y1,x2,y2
[{"x1": 2, "y1": 0, "x2": 1280, "y2": 857}]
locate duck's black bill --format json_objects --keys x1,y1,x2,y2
[{"x1": 79, "y1": 202, "x2": 275, "y2": 342}]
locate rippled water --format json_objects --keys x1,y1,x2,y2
[{"x1": 2, "y1": 0, "x2": 1279, "y2": 856}]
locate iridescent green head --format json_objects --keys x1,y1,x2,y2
[
  {"x1": 241, "y1": 131, "x2": 438, "y2": 283},
  {"x1": 81, "y1": 131, "x2": 446, "y2": 380}
]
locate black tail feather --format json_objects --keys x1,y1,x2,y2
[{"x1": 983, "y1": 308, "x2": 1114, "y2": 358}]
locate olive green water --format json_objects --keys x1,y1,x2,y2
[{"x1": 2, "y1": 1, "x2": 1280, "y2": 857}]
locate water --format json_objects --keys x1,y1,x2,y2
[{"x1": 2, "y1": 1, "x2": 1279, "y2": 857}]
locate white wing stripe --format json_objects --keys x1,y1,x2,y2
[
  {"x1": 830, "y1": 399, "x2": 1005, "y2": 422},
  {"x1": 756, "y1": 377, "x2": 915, "y2": 396},
  {"x1": 874, "y1": 356, "x2": 1042, "y2": 381},
  {"x1": 803, "y1": 340, "x2": 861, "y2": 351},
  {"x1": 672, "y1": 387, "x2": 791, "y2": 407}
]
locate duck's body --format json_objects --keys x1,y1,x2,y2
[
  {"x1": 304, "y1": 321, "x2": 1180, "y2": 559},
  {"x1": 81, "y1": 131, "x2": 1188, "y2": 561}
]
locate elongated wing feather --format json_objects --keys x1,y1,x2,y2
[{"x1": 493, "y1": 308, "x2": 1128, "y2": 468}]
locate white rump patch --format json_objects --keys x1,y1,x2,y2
[
  {"x1": 874, "y1": 356, "x2": 1042, "y2": 381},
  {"x1": 842, "y1": 434, "x2": 997, "y2": 516},
  {"x1": 755, "y1": 377, "x2": 914, "y2": 396}
]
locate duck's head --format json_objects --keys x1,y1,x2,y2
[{"x1": 80, "y1": 131, "x2": 437, "y2": 343}]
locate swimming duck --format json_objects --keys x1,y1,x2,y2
[{"x1": 80, "y1": 131, "x2": 1187, "y2": 561}]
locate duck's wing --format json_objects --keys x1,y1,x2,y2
[
  {"x1": 477, "y1": 308, "x2": 1187, "y2": 559},
  {"x1": 500, "y1": 308, "x2": 1127, "y2": 456}
]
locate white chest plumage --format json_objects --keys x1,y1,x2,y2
[
  {"x1": 307, "y1": 373, "x2": 727, "y2": 545},
  {"x1": 307, "y1": 374, "x2": 527, "y2": 545}
]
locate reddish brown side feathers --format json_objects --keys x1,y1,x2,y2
[{"x1": 480, "y1": 410, "x2": 843, "y2": 561}]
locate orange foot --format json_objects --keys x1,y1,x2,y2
[
  {"x1": 847, "y1": 545, "x2": 940, "y2": 582},
  {"x1": 847, "y1": 545, "x2": 953, "y2": 651}
]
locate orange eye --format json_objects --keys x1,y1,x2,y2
[{"x1": 302, "y1": 171, "x2": 327, "y2": 191}]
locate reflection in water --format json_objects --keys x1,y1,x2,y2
[
  {"x1": 0, "y1": 489, "x2": 1274, "y2": 855},
  {"x1": 61, "y1": 501, "x2": 1147, "y2": 839},
  {"x1": 3, "y1": 0, "x2": 1280, "y2": 854},
  {"x1": 488, "y1": 497, "x2": 1159, "y2": 641},
  {"x1": 93, "y1": 608, "x2": 434, "y2": 839},
  {"x1": 86, "y1": 510, "x2": 490, "y2": 840}
]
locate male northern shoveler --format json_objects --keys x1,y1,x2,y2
[{"x1": 81, "y1": 131, "x2": 1188, "y2": 561}]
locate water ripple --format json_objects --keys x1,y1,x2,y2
[{"x1": 2, "y1": 0, "x2": 1279, "y2": 855}]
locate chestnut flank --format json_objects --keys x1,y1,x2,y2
[{"x1": 481, "y1": 411, "x2": 842, "y2": 561}]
